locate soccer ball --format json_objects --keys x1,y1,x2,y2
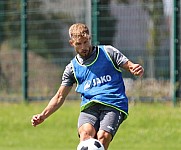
[{"x1": 77, "y1": 138, "x2": 105, "y2": 150}]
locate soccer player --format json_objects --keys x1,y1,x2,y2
[{"x1": 31, "y1": 23, "x2": 144, "y2": 150}]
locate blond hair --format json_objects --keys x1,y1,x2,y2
[{"x1": 69, "y1": 23, "x2": 90, "y2": 40}]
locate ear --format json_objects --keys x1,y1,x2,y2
[{"x1": 69, "y1": 40, "x2": 74, "y2": 46}]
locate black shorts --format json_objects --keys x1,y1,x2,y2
[{"x1": 78, "y1": 103, "x2": 125, "y2": 138}]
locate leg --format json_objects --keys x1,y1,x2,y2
[
  {"x1": 97, "y1": 130, "x2": 112, "y2": 150},
  {"x1": 98, "y1": 106, "x2": 125, "y2": 150},
  {"x1": 77, "y1": 105, "x2": 100, "y2": 141},
  {"x1": 78, "y1": 123, "x2": 96, "y2": 141}
]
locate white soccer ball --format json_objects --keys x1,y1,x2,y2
[{"x1": 77, "y1": 138, "x2": 105, "y2": 150}]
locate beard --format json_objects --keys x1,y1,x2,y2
[{"x1": 80, "y1": 46, "x2": 92, "y2": 59}]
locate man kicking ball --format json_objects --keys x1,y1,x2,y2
[{"x1": 31, "y1": 23, "x2": 144, "y2": 150}]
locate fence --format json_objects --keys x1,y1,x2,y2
[{"x1": 0, "y1": 0, "x2": 180, "y2": 104}]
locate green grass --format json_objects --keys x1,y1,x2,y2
[{"x1": 0, "y1": 101, "x2": 181, "y2": 150}]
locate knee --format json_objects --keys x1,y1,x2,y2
[
  {"x1": 97, "y1": 130, "x2": 112, "y2": 150},
  {"x1": 79, "y1": 130, "x2": 92, "y2": 141},
  {"x1": 78, "y1": 123, "x2": 96, "y2": 141}
]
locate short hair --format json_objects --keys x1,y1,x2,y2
[{"x1": 69, "y1": 23, "x2": 90, "y2": 40}]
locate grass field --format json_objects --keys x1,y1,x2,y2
[{"x1": 0, "y1": 100, "x2": 181, "y2": 150}]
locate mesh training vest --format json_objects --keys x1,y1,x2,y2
[{"x1": 71, "y1": 45, "x2": 128, "y2": 114}]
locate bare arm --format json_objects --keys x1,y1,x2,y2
[
  {"x1": 122, "y1": 60, "x2": 144, "y2": 77},
  {"x1": 31, "y1": 85, "x2": 72, "y2": 127}
]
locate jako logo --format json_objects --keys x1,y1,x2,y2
[{"x1": 84, "y1": 75, "x2": 112, "y2": 91}]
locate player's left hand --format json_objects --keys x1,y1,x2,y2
[{"x1": 129, "y1": 64, "x2": 144, "y2": 77}]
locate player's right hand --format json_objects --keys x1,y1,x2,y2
[{"x1": 31, "y1": 114, "x2": 45, "y2": 127}]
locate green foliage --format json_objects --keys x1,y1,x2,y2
[
  {"x1": 1, "y1": 1, "x2": 21, "y2": 40},
  {"x1": 0, "y1": 1, "x2": 73, "y2": 59},
  {"x1": 0, "y1": 101, "x2": 181, "y2": 150},
  {"x1": 140, "y1": 0, "x2": 165, "y2": 78},
  {"x1": 97, "y1": 0, "x2": 117, "y2": 45}
]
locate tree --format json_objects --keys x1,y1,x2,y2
[
  {"x1": 97, "y1": 0, "x2": 130, "y2": 45},
  {"x1": 141, "y1": 0, "x2": 165, "y2": 78},
  {"x1": 97, "y1": 0, "x2": 117, "y2": 45}
]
